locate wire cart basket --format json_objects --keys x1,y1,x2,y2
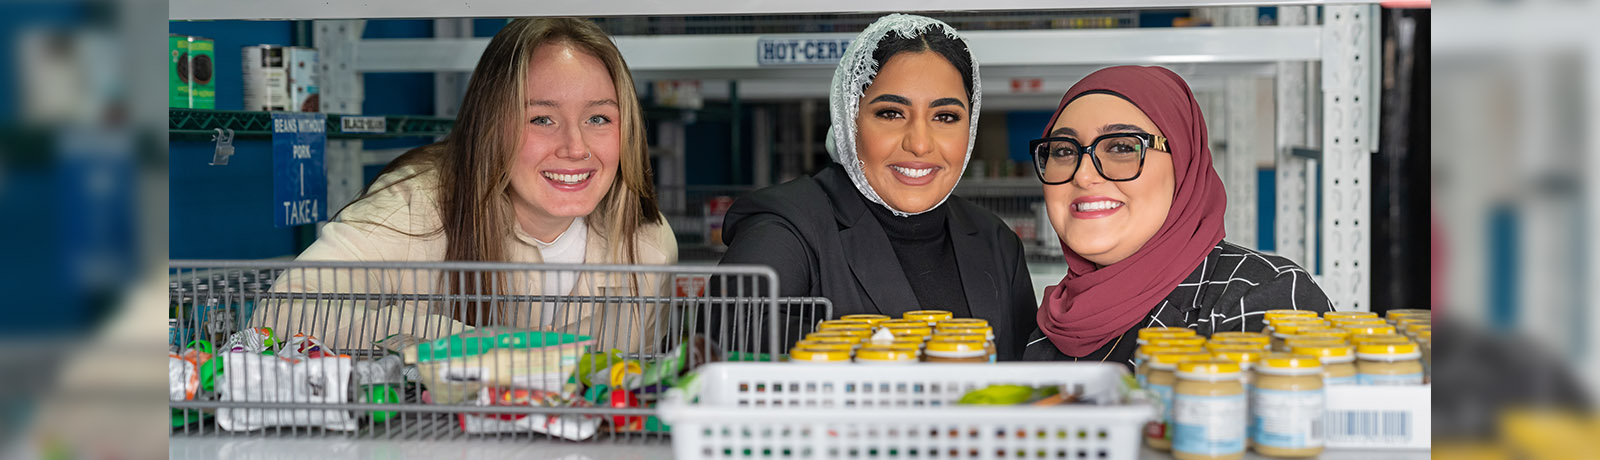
[{"x1": 168, "y1": 260, "x2": 831, "y2": 442}]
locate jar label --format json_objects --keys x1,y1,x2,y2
[
  {"x1": 1358, "y1": 372, "x2": 1423, "y2": 386},
  {"x1": 1146, "y1": 383, "x2": 1173, "y2": 441},
  {"x1": 1325, "y1": 375, "x2": 1359, "y2": 386},
  {"x1": 1253, "y1": 388, "x2": 1325, "y2": 449},
  {"x1": 1173, "y1": 393, "x2": 1247, "y2": 455}
]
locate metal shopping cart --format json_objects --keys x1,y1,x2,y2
[{"x1": 167, "y1": 260, "x2": 830, "y2": 442}]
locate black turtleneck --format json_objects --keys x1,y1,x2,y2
[{"x1": 867, "y1": 201, "x2": 971, "y2": 317}]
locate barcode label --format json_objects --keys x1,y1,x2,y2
[{"x1": 1325, "y1": 410, "x2": 1411, "y2": 443}]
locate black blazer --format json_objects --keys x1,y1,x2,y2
[{"x1": 716, "y1": 164, "x2": 1038, "y2": 360}]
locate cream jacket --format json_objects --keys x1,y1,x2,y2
[{"x1": 251, "y1": 164, "x2": 679, "y2": 353}]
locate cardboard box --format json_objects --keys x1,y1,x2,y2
[
  {"x1": 286, "y1": 47, "x2": 319, "y2": 112},
  {"x1": 1324, "y1": 384, "x2": 1431, "y2": 450},
  {"x1": 242, "y1": 45, "x2": 289, "y2": 111},
  {"x1": 168, "y1": 34, "x2": 215, "y2": 109}
]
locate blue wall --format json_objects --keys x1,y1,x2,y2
[{"x1": 169, "y1": 20, "x2": 444, "y2": 259}]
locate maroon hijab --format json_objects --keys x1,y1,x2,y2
[{"x1": 1036, "y1": 66, "x2": 1228, "y2": 357}]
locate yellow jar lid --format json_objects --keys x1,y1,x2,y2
[
  {"x1": 1264, "y1": 310, "x2": 1319, "y2": 322},
  {"x1": 1417, "y1": 329, "x2": 1432, "y2": 342},
  {"x1": 1272, "y1": 321, "x2": 1328, "y2": 336},
  {"x1": 1211, "y1": 331, "x2": 1268, "y2": 341},
  {"x1": 883, "y1": 326, "x2": 933, "y2": 339},
  {"x1": 790, "y1": 347, "x2": 850, "y2": 362},
  {"x1": 1137, "y1": 327, "x2": 1197, "y2": 342},
  {"x1": 1293, "y1": 327, "x2": 1351, "y2": 338},
  {"x1": 818, "y1": 320, "x2": 874, "y2": 331},
  {"x1": 1357, "y1": 341, "x2": 1421, "y2": 357},
  {"x1": 1394, "y1": 316, "x2": 1431, "y2": 329},
  {"x1": 1150, "y1": 351, "x2": 1212, "y2": 369},
  {"x1": 869, "y1": 342, "x2": 921, "y2": 353},
  {"x1": 926, "y1": 339, "x2": 987, "y2": 355},
  {"x1": 1385, "y1": 309, "x2": 1432, "y2": 320},
  {"x1": 1404, "y1": 323, "x2": 1432, "y2": 336},
  {"x1": 1137, "y1": 345, "x2": 1206, "y2": 359},
  {"x1": 1328, "y1": 315, "x2": 1386, "y2": 325},
  {"x1": 936, "y1": 324, "x2": 995, "y2": 340},
  {"x1": 807, "y1": 331, "x2": 858, "y2": 341},
  {"x1": 856, "y1": 346, "x2": 918, "y2": 362},
  {"x1": 1177, "y1": 359, "x2": 1241, "y2": 375},
  {"x1": 1211, "y1": 347, "x2": 1263, "y2": 365},
  {"x1": 879, "y1": 319, "x2": 931, "y2": 329},
  {"x1": 839, "y1": 314, "x2": 891, "y2": 325},
  {"x1": 1208, "y1": 340, "x2": 1269, "y2": 351},
  {"x1": 827, "y1": 328, "x2": 874, "y2": 339},
  {"x1": 1289, "y1": 343, "x2": 1355, "y2": 362},
  {"x1": 1344, "y1": 324, "x2": 1399, "y2": 336},
  {"x1": 1260, "y1": 353, "x2": 1325, "y2": 372},
  {"x1": 1149, "y1": 336, "x2": 1207, "y2": 348},
  {"x1": 1283, "y1": 336, "x2": 1346, "y2": 349},
  {"x1": 903, "y1": 310, "x2": 954, "y2": 324},
  {"x1": 1209, "y1": 334, "x2": 1271, "y2": 349},
  {"x1": 1322, "y1": 311, "x2": 1380, "y2": 321},
  {"x1": 938, "y1": 318, "x2": 989, "y2": 328},
  {"x1": 1351, "y1": 333, "x2": 1410, "y2": 346},
  {"x1": 793, "y1": 342, "x2": 854, "y2": 353},
  {"x1": 799, "y1": 337, "x2": 860, "y2": 346},
  {"x1": 931, "y1": 332, "x2": 986, "y2": 343},
  {"x1": 867, "y1": 336, "x2": 925, "y2": 346}
]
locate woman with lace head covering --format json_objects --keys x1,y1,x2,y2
[{"x1": 717, "y1": 14, "x2": 1037, "y2": 360}]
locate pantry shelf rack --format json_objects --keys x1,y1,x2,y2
[{"x1": 169, "y1": 108, "x2": 455, "y2": 140}]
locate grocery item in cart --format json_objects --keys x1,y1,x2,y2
[
  {"x1": 406, "y1": 328, "x2": 592, "y2": 404},
  {"x1": 451, "y1": 387, "x2": 602, "y2": 440},
  {"x1": 216, "y1": 352, "x2": 357, "y2": 431},
  {"x1": 279, "y1": 333, "x2": 334, "y2": 360},
  {"x1": 221, "y1": 327, "x2": 277, "y2": 354}
]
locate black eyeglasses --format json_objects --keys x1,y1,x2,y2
[{"x1": 1030, "y1": 132, "x2": 1169, "y2": 185}]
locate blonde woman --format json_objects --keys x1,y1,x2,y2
[{"x1": 255, "y1": 18, "x2": 676, "y2": 353}]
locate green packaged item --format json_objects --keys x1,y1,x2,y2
[
  {"x1": 957, "y1": 384, "x2": 1060, "y2": 405},
  {"x1": 169, "y1": 34, "x2": 215, "y2": 109},
  {"x1": 407, "y1": 329, "x2": 590, "y2": 363}
]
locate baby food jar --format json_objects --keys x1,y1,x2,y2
[
  {"x1": 1290, "y1": 343, "x2": 1358, "y2": 386},
  {"x1": 1356, "y1": 342, "x2": 1424, "y2": 386},
  {"x1": 924, "y1": 338, "x2": 988, "y2": 363},
  {"x1": 1146, "y1": 351, "x2": 1213, "y2": 451},
  {"x1": 1251, "y1": 354, "x2": 1325, "y2": 458},
  {"x1": 1173, "y1": 360, "x2": 1248, "y2": 460}
]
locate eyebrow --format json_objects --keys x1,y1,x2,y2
[
  {"x1": 868, "y1": 94, "x2": 911, "y2": 105},
  {"x1": 1102, "y1": 123, "x2": 1148, "y2": 134},
  {"x1": 526, "y1": 99, "x2": 619, "y2": 108},
  {"x1": 1050, "y1": 127, "x2": 1077, "y2": 138},
  {"x1": 930, "y1": 98, "x2": 966, "y2": 110}
]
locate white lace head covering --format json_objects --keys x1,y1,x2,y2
[{"x1": 826, "y1": 13, "x2": 982, "y2": 217}]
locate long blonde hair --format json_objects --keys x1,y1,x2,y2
[{"x1": 347, "y1": 18, "x2": 660, "y2": 325}]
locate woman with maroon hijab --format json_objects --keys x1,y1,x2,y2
[{"x1": 1022, "y1": 66, "x2": 1332, "y2": 365}]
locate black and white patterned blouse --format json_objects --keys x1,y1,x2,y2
[{"x1": 1021, "y1": 240, "x2": 1334, "y2": 367}]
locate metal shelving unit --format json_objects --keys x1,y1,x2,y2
[
  {"x1": 169, "y1": 2, "x2": 1385, "y2": 313},
  {"x1": 169, "y1": 108, "x2": 454, "y2": 140}
]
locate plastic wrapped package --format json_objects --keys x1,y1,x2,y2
[
  {"x1": 405, "y1": 329, "x2": 592, "y2": 404},
  {"x1": 169, "y1": 355, "x2": 198, "y2": 401},
  {"x1": 453, "y1": 387, "x2": 602, "y2": 440},
  {"x1": 216, "y1": 352, "x2": 357, "y2": 431}
]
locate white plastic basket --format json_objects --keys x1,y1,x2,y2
[{"x1": 659, "y1": 363, "x2": 1153, "y2": 460}]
